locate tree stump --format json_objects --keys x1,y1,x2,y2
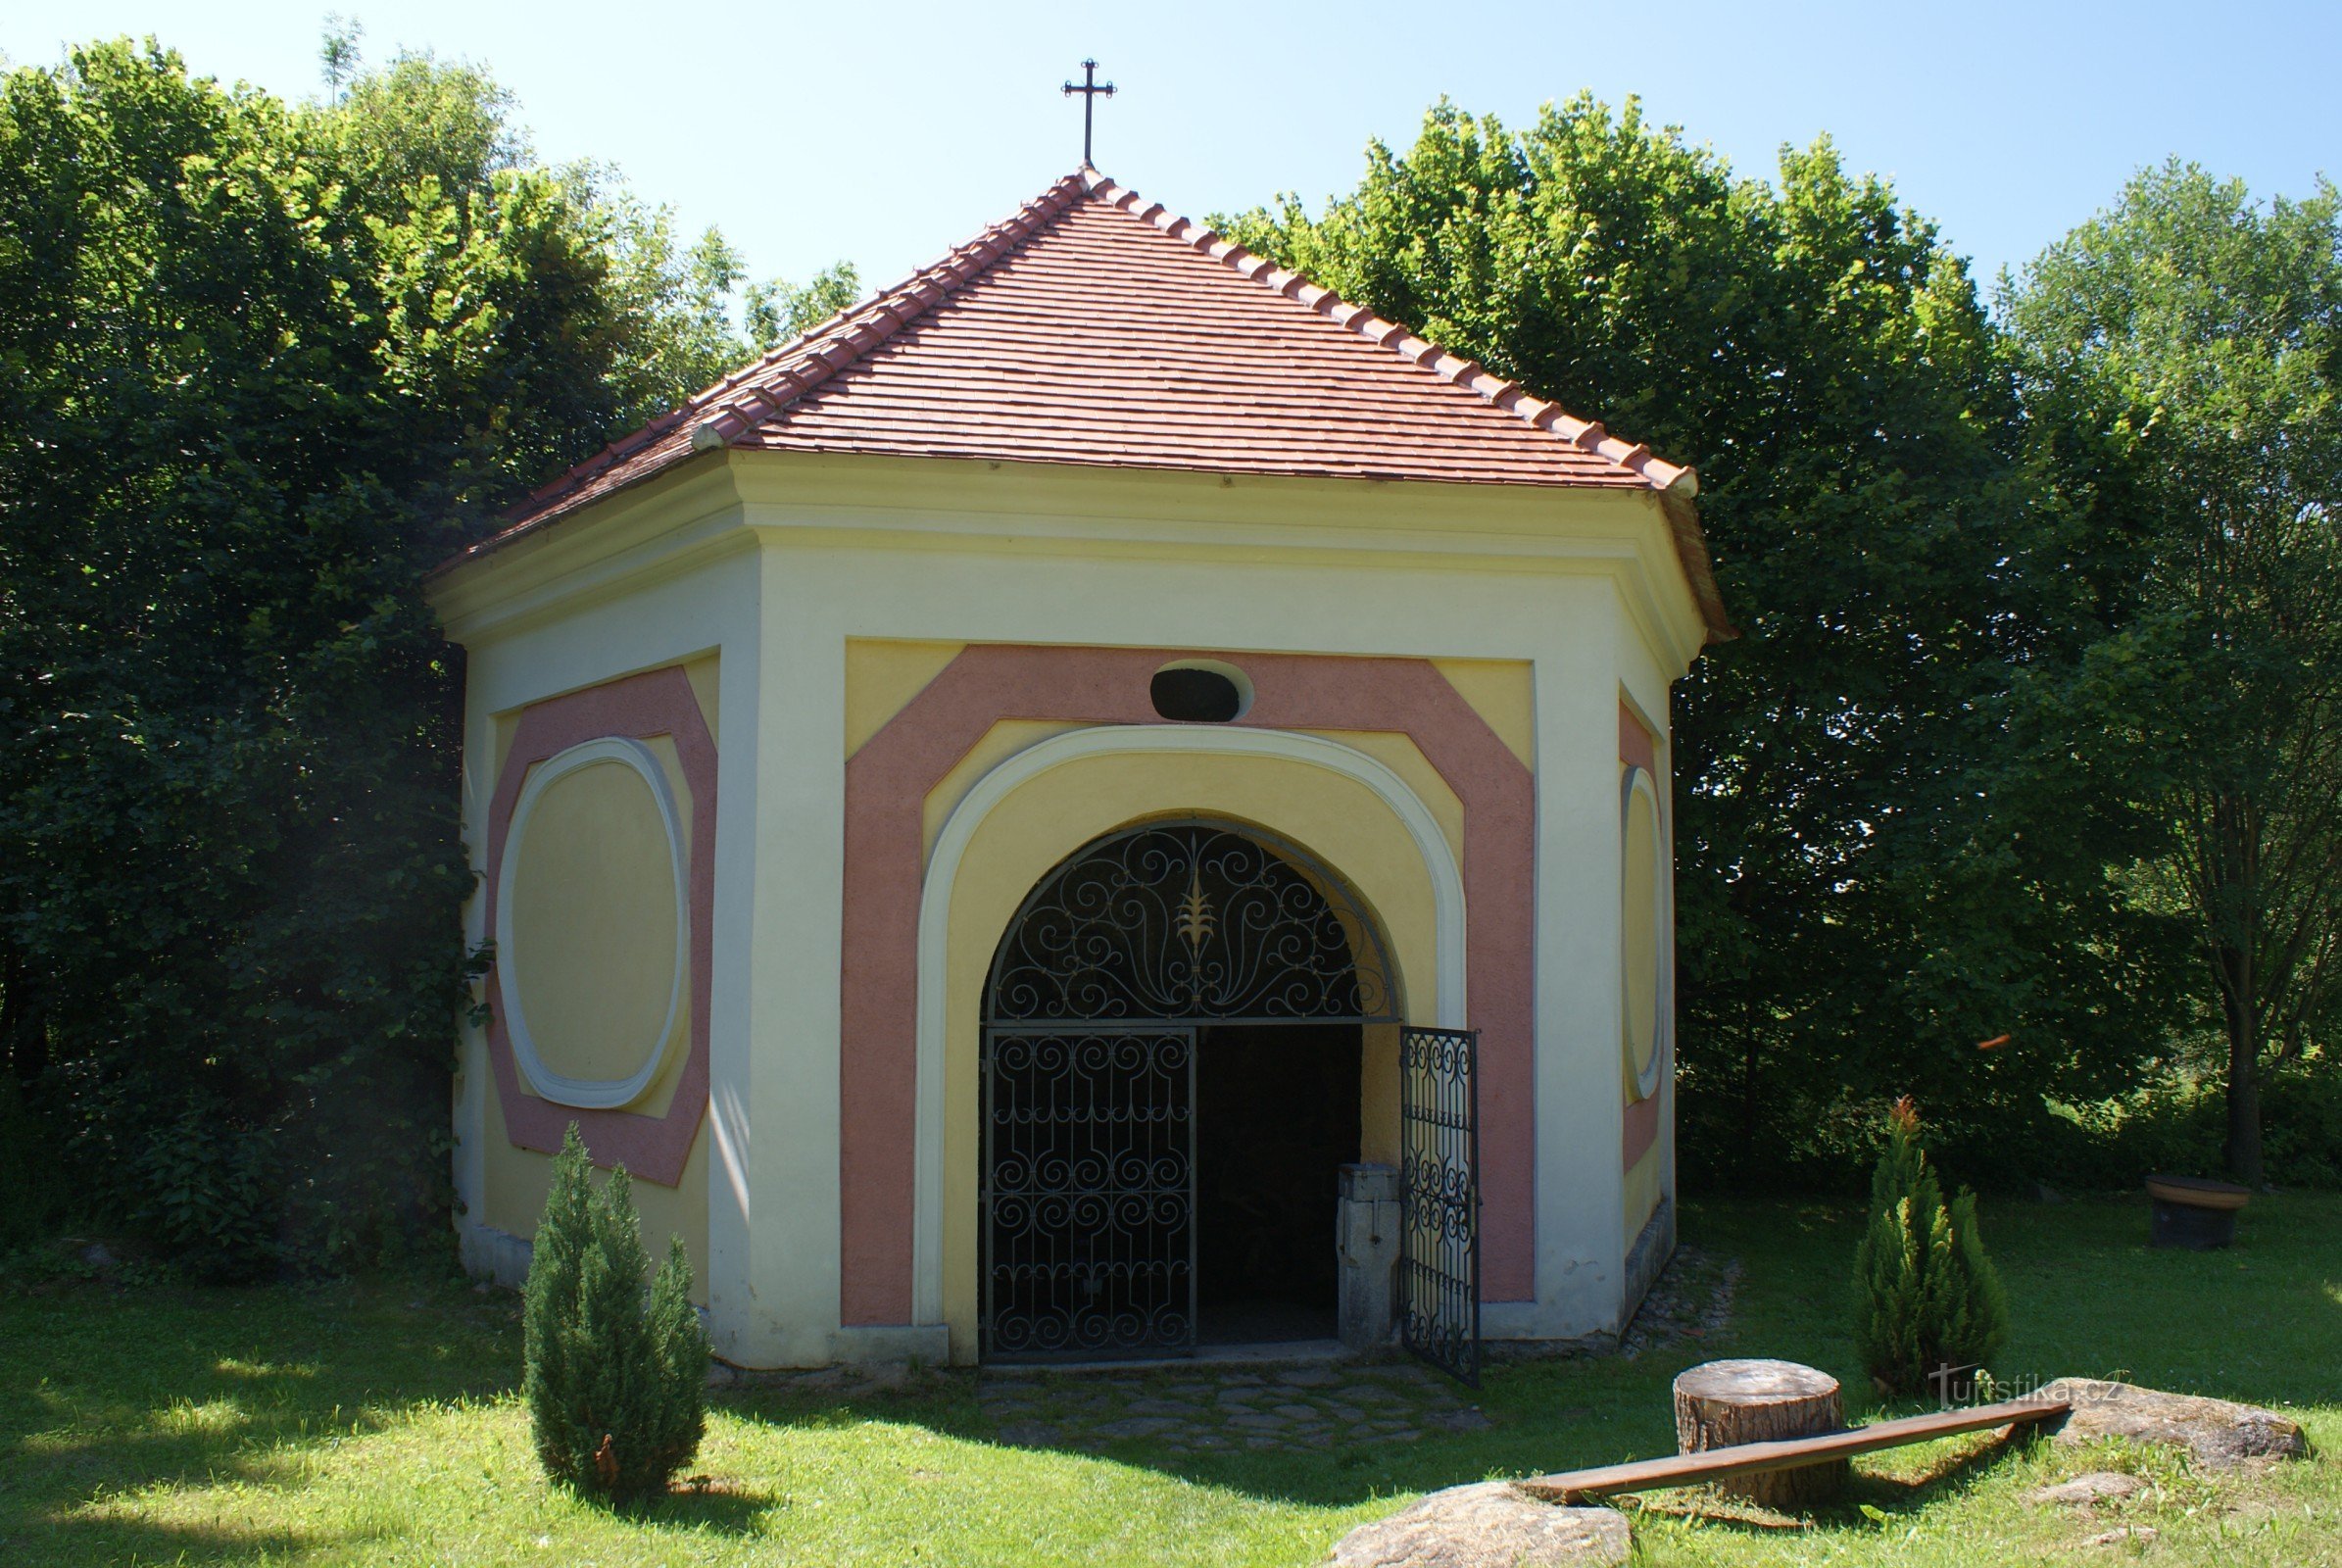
[{"x1": 1672, "y1": 1358, "x2": 1847, "y2": 1511}]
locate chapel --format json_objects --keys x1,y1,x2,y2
[{"x1": 428, "y1": 165, "x2": 1731, "y2": 1377}]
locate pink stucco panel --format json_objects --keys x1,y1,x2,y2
[
  {"x1": 840, "y1": 645, "x2": 1537, "y2": 1325},
  {"x1": 479, "y1": 665, "x2": 715, "y2": 1187}
]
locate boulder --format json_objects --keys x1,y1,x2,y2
[
  {"x1": 2026, "y1": 1471, "x2": 2145, "y2": 1507},
  {"x1": 1327, "y1": 1483, "x2": 1629, "y2": 1568},
  {"x1": 2041, "y1": 1379, "x2": 2308, "y2": 1469}
]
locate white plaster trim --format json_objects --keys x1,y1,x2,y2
[
  {"x1": 1621, "y1": 764, "x2": 1669, "y2": 1102},
  {"x1": 909, "y1": 723, "x2": 1468, "y2": 1325},
  {"x1": 495, "y1": 736, "x2": 691, "y2": 1110}
]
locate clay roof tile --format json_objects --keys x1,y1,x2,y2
[{"x1": 445, "y1": 168, "x2": 1727, "y2": 640}]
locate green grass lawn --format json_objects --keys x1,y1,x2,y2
[{"x1": 3, "y1": 1194, "x2": 2336, "y2": 1566}]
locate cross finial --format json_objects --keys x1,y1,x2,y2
[{"x1": 1061, "y1": 58, "x2": 1114, "y2": 168}]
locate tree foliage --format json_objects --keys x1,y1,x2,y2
[
  {"x1": 2001, "y1": 166, "x2": 2342, "y2": 1182},
  {"x1": 1224, "y1": 98, "x2": 2184, "y2": 1184},
  {"x1": 522, "y1": 1126, "x2": 708, "y2": 1498},
  {"x1": 0, "y1": 39, "x2": 852, "y2": 1271}
]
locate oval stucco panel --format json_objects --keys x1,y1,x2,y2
[
  {"x1": 1622, "y1": 773, "x2": 1662, "y2": 1091},
  {"x1": 507, "y1": 756, "x2": 681, "y2": 1093}
]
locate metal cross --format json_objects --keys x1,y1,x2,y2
[{"x1": 1061, "y1": 58, "x2": 1115, "y2": 167}]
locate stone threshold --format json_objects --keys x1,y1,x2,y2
[{"x1": 983, "y1": 1337, "x2": 1358, "y2": 1376}]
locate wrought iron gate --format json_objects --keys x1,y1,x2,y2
[
  {"x1": 1399, "y1": 1025, "x2": 1482, "y2": 1386},
  {"x1": 981, "y1": 1027, "x2": 1197, "y2": 1360},
  {"x1": 978, "y1": 820, "x2": 1401, "y2": 1362}
]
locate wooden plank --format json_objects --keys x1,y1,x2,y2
[{"x1": 1518, "y1": 1397, "x2": 2072, "y2": 1504}]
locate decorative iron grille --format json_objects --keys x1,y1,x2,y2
[
  {"x1": 1399, "y1": 1025, "x2": 1482, "y2": 1386},
  {"x1": 979, "y1": 818, "x2": 1398, "y2": 1361},
  {"x1": 981, "y1": 1027, "x2": 1195, "y2": 1360},
  {"x1": 986, "y1": 821, "x2": 1398, "y2": 1025}
]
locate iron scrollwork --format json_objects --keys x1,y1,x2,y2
[
  {"x1": 979, "y1": 818, "x2": 1397, "y2": 1362},
  {"x1": 982, "y1": 1028, "x2": 1195, "y2": 1360},
  {"x1": 986, "y1": 822, "x2": 1397, "y2": 1026},
  {"x1": 1399, "y1": 1025, "x2": 1482, "y2": 1387}
]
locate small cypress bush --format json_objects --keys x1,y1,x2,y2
[
  {"x1": 1853, "y1": 1098, "x2": 2011, "y2": 1398},
  {"x1": 522, "y1": 1125, "x2": 709, "y2": 1498}
]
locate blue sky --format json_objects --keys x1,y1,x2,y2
[{"x1": 5, "y1": 1, "x2": 2335, "y2": 303}]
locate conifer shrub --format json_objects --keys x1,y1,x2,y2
[
  {"x1": 522, "y1": 1125, "x2": 709, "y2": 1498},
  {"x1": 1853, "y1": 1098, "x2": 2012, "y2": 1398}
]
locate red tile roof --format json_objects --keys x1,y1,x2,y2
[{"x1": 451, "y1": 169, "x2": 1729, "y2": 639}]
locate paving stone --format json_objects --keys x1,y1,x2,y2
[
  {"x1": 1324, "y1": 1400, "x2": 1367, "y2": 1422},
  {"x1": 1277, "y1": 1366, "x2": 1344, "y2": 1387},
  {"x1": 1228, "y1": 1409, "x2": 1291, "y2": 1431},
  {"x1": 997, "y1": 1422, "x2": 1063, "y2": 1446},
  {"x1": 1125, "y1": 1397, "x2": 1192, "y2": 1417},
  {"x1": 1094, "y1": 1416, "x2": 1179, "y2": 1440},
  {"x1": 1272, "y1": 1402, "x2": 1323, "y2": 1420},
  {"x1": 1434, "y1": 1408, "x2": 1495, "y2": 1433},
  {"x1": 1346, "y1": 1384, "x2": 1412, "y2": 1405}
]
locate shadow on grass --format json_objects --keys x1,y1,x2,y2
[
  {"x1": 0, "y1": 1275, "x2": 522, "y2": 1564},
  {"x1": 711, "y1": 1352, "x2": 1701, "y2": 1513},
  {"x1": 1619, "y1": 1427, "x2": 2038, "y2": 1539}
]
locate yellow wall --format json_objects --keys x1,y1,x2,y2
[
  {"x1": 1431, "y1": 659, "x2": 1535, "y2": 770},
  {"x1": 846, "y1": 639, "x2": 965, "y2": 759},
  {"x1": 1623, "y1": 1141, "x2": 1662, "y2": 1240},
  {"x1": 922, "y1": 719, "x2": 1086, "y2": 858},
  {"x1": 508, "y1": 746, "x2": 684, "y2": 1087},
  {"x1": 482, "y1": 1084, "x2": 712, "y2": 1298},
  {"x1": 934, "y1": 747, "x2": 1442, "y2": 1359}
]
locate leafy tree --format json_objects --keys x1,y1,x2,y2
[
  {"x1": 523, "y1": 1125, "x2": 708, "y2": 1498},
  {"x1": 2002, "y1": 166, "x2": 2342, "y2": 1184},
  {"x1": 1852, "y1": 1099, "x2": 2010, "y2": 1396},
  {"x1": 0, "y1": 38, "x2": 851, "y2": 1270},
  {"x1": 1224, "y1": 98, "x2": 2181, "y2": 1183},
  {"x1": 748, "y1": 261, "x2": 863, "y2": 350},
  {"x1": 318, "y1": 14, "x2": 363, "y2": 104}
]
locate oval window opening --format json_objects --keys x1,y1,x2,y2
[{"x1": 1150, "y1": 664, "x2": 1246, "y2": 723}]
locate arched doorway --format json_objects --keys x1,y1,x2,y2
[{"x1": 979, "y1": 818, "x2": 1400, "y2": 1360}]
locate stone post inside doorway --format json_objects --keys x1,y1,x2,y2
[{"x1": 1336, "y1": 1162, "x2": 1400, "y2": 1350}]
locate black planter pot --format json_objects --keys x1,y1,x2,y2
[{"x1": 2146, "y1": 1175, "x2": 2251, "y2": 1250}]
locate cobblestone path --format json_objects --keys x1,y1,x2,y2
[{"x1": 975, "y1": 1359, "x2": 1494, "y2": 1455}]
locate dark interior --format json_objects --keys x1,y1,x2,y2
[
  {"x1": 1149, "y1": 667, "x2": 1243, "y2": 722},
  {"x1": 1193, "y1": 1021, "x2": 1361, "y2": 1344}
]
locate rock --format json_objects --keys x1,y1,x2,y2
[
  {"x1": 1279, "y1": 1366, "x2": 1344, "y2": 1388},
  {"x1": 1327, "y1": 1484, "x2": 1629, "y2": 1568},
  {"x1": 2027, "y1": 1471, "x2": 2144, "y2": 1507},
  {"x1": 2042, "y1": 1378, "x2": 2308, "y2": 1469},
  {"x1": 2082, "y1": 1525, "x2": 2157, "y2": 1548}
]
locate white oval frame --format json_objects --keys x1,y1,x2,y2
[
  {"x1": 494, "y1": 736, "x2": 691, "y2": 1110},
  {"x1": 1621, "y1": 763, "x2": 1671, "y2": 1102}
]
